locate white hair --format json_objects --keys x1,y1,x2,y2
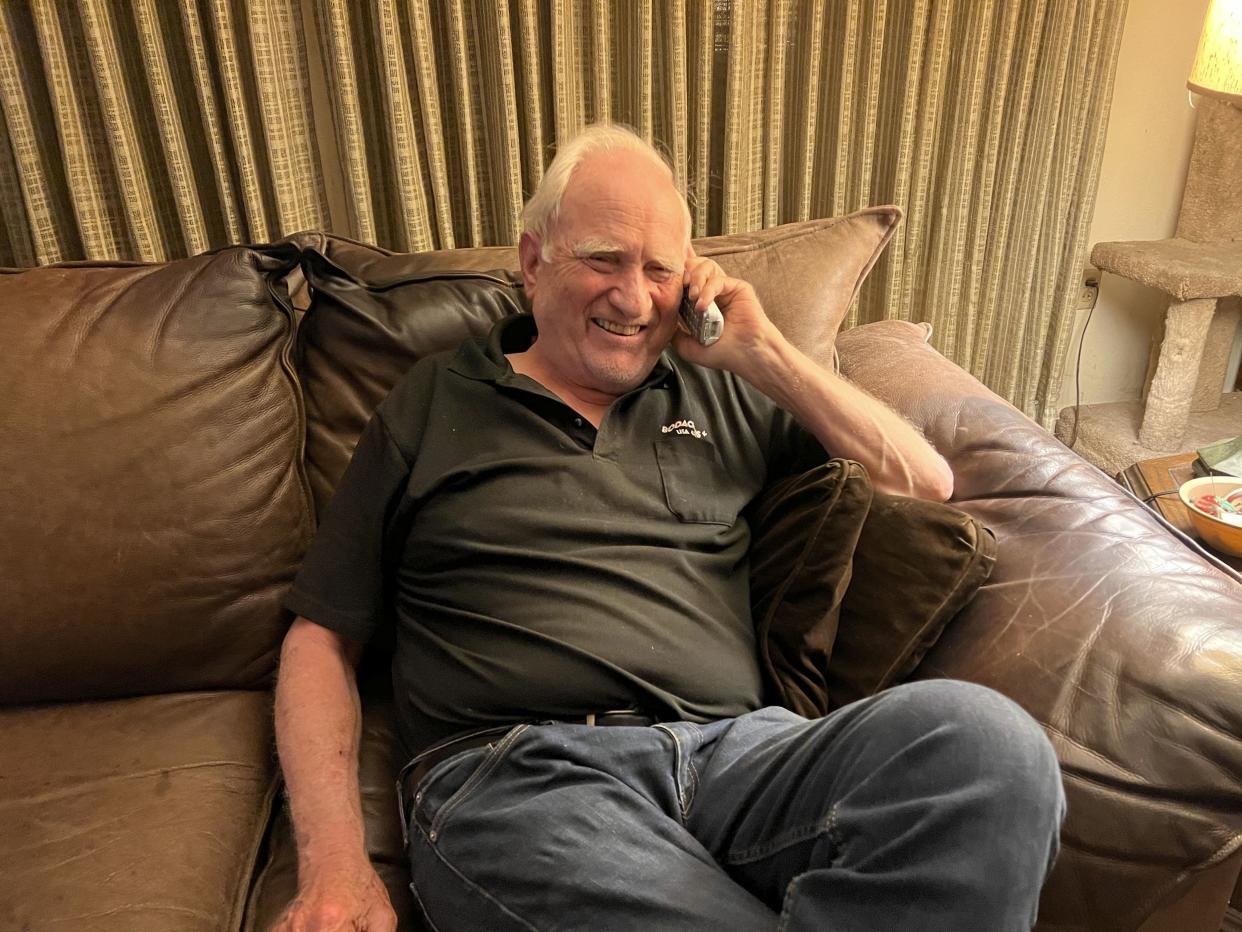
[{"x1": 521, "y1": 124, "x2": 692, "y2": 258}]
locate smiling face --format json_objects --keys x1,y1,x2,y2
[{"x1": 517, "y1": 149, "x2": 690, "y2": 404}]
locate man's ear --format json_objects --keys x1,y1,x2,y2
[{"x1": 518, "y1": 232, "x2": 542, "y2": 294}]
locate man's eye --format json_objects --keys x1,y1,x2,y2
[
  {"x1": 647, "y1": 266, "x2": 674, "y2": 282},
  {"x1": 585, "y1": 255, "x2": 618, "y2": 271}
]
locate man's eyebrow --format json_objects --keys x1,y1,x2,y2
[
  {"x1": 570, "y1": 238, "x2": 624, "y2": 257},
  {"x1": 569, "y1": 238, "x2": 682, "y2": 272}
]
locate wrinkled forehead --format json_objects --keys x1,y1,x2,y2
[{"x1": 552, "y1": 157, "x2": 690, "y2": 261}]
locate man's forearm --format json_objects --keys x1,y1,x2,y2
[
  {"x1": 747, "y1": 334, "x2": 954, "y2": 501},
  {"x1": 275, "y1": 617, "x2": 370, "y2": 879}
]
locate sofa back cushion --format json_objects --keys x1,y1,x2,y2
[
  {"x1": 695, "y1": 208, "x2": 900, "y2": 370},
  {"x1": 292, "y1": 234, "x2": 527, "y2": 515},
  {"x1": 0, "y1": 246, "x2": 312, "y2": 703},
  {"x1": 294, "y1": 209, "x2": 900, "y2": 512}
]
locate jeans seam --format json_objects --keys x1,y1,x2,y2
[
  {"x1": 430, "y1": 723, "x2": 529, "y2": 837},
  {"x1": 776, "y1": 874, "x2": 804, "y2": 932},
  {"x1": 415, "y1": 827, "x2": 541, "y2": 932},
  {"x1": 724, "y1": 806, "x2": 838, "y2": 867},
  {"x1": 653, "y1": 723, "x2": 692, "y2": 823},
  {"x1": 408, "y1": 882, "x2": 444, "y2": 932},
  {"x1": 683, "y1": 723, "x2": 703, "y2": 814}
]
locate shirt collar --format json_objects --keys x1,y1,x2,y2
[{"x1": 448, "y1": 313, "x2": 676, "y2": 391}]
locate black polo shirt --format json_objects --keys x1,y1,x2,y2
[{"x1": 286, "y1": 314, "x2": 827, "y2": 754}]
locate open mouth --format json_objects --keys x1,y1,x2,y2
[{"x1": 592, "y1": 318, "x2": 644, "y2": 337}]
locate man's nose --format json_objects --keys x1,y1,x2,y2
[{"x1": 610, "y1": 267, "x2": 654, "y2": 318}]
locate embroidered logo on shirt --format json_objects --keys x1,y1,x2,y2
[{"x1": 660, "y1": 419, "x2": 709, "y2": 439}]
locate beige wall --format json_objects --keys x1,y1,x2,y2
[{"x1": 1057, "y1": 0, "x2": 1212, "y2": 413}]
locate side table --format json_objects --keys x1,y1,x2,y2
[{"x1": 1116, "y1": 451, "x2": 1242, "y2": 571}]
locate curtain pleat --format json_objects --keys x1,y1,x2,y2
[
  {"x1": 75, "y1": 2, "x2": 164, "y2": 260},
  {"x1": 408, "y1": 0, "x2": 455, "y2": 247},
  {"x1": 443, "y1": 1, "x2": 483, "y2": 244},
  {"x1": 252, "y1": 0, "x2": 327, "y2": 235},
  {"x1": 132, "y1": 0, "x2": 209, "y2": 256},
  {"x1": 0, "y1": 0, "x2": 1127, "y2": 423},
  {"x1": 28, "y1": 2, "x2": 129, "y2": 260},
  {"x1": 316, "y1": 1, "x2": 373, "y2": 244},
  {"x1": 789, "y1": 3, "x2": 824, "y2": 223},
  {"x1": 514, "y1": 0, "x2": 548, "y2": 198},
  {"x1": 379, "y1": 1, "x2": 432, "y2": 250},
  {"x1": 686, "y1": 0, "x2": 715, "y2": 237},
  {"x1": 653, "y1": 0, "x2": 686, "y2": 197},
  {"x1": 178, "y1": 0, "x2": 245, "y2": 245},
  {"x1": 551, "y1": 1, "x2": 585, "y2": 140}
]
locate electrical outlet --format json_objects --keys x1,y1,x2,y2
[{"x1": 1077, "y1": 269, "x2": 1100, "y2": 311}]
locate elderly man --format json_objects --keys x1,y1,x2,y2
[{"x1": 274, "y1": 124, "x2": 1063, "y2": 932}]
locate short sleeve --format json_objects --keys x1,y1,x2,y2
[
  {"x1": 284, "y1": 413, "x2": 411, "y2": 645},
  {"x1": 765, "y1": 405, "x2": 829, "y2": 481}
]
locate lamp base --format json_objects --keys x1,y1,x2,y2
[{"x1": 1178, "y1": 97, "x2": 1242, "y2": 242}]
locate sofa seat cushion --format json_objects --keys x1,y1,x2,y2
[{"x1": 0, "y1": 690, "x2": 279, "y2": 932}]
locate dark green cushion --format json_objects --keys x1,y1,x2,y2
[{"x1": 749, "y1": 459, "x2": 997, "y2": 717}]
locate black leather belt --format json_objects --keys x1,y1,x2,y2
[{"x1": 396, "y1": 711, "x2": 656, "y2": 826}]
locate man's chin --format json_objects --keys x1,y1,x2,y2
[{"x1": 585, "y1": 359, "x2": 656, "y2": 395}]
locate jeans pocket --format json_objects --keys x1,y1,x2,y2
[{"x1": 421, "y1": 723, "x2": 530, "y2": 842}]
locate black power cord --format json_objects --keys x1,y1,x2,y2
[
  {"x1": 1066, "y1": 279, "x2": 1099, "y2": 450},
  {"x1": 1143, "y1": 489, "x2": 1183, "y2": 505}
]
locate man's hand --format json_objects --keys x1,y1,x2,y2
[
  {"x1": 272, "y1": 863, "x2": 396, "y2": 932},
  {"x1": 674, "y1": 254, "x2": 781, "y2": 383}
]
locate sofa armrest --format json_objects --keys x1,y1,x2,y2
[
  {"x1": 837, "y1": 320, "x2": 1242, "y2": 931},
  {"x1": 836, "y1": 320, "x2": 1019, "y2": 470}
]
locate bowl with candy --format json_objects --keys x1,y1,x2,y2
[{"x1": 1178, "y1": 476, "x2": 1242, "y2": 557}]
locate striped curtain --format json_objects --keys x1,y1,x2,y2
[
  {"x1": 0, "y1": 0, "x2": 327, "y2": 266},
  {"x1": 311, "y1": 0, "x2": 1126, "y2": 425},
  {"x1": 0, "y1": 1, "x2": 1127, "y2": 425}
]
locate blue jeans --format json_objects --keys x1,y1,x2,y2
[{"x1": 404, "y1": 680, "x2": 1065, "y2": 931}]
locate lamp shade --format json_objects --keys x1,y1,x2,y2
[{"x1": 1188, "y1": 0, "x2": 1242, "y2": 104}]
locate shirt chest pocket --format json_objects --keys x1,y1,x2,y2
[{"x1": 653, "y1": 438, "x2": 749, "y2": 526}]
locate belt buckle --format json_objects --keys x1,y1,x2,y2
[{"x1": 584, "y1": 709, "x2": 649, "y2": 727}]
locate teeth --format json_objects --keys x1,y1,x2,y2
[{"x1": 594, "y1": 318, "x2": 642, "y2": 336}]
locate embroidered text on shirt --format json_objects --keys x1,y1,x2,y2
[{"x1": 660, "y1": 419, "x2": 708, "y2": 439}]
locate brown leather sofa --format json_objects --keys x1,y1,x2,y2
[{"x1": 3, "y1": 214, "x2": 1240, "y2": 932}]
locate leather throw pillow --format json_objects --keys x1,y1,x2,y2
[{"x1": 748, "y1": 458, "x2": 997, "y2": 718}]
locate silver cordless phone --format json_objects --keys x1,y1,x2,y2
[{"x1": 679, "y1": 289, "x2": 724, "y2": 346}]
